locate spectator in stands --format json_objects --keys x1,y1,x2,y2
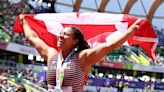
[
  {"x1": 19, "y1": 84, "x2": 26, "y2": 92},
  {"x1": 19, "y1": 14, "x2": 142, "y2": 92},
  {"x1": 118, "y1": 80, "x2": 124, "y2": 92}
]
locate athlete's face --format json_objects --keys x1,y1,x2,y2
[{"x1": 57, "y1": 27, "x2": 78, "y2": 50}]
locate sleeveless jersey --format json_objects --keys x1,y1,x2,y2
[{"x1": 47, "y1": 53, "x2": 86, "y2": 92}]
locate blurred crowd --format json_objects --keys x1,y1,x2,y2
[
  {"x1": 0, "y1": 68, "x2": 26, "y2": 92},
  {"x1": 0, "y1": 61, "x2": 47, "y2": 91},
  {"x1": 1, "y1": 59, "x2": 164, "y2": 91},
  {"x1": 0, "y1": 0, "x2": 32, "y2": 45}
]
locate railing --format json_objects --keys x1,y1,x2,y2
[{"x1": 22, "y1": 79, "x2": 48, "y2": 92}]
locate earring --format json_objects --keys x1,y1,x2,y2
[{"x1": 74, "y1": 46, "x2": 78, "y2": 51}]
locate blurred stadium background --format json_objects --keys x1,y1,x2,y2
[{"x1": 0, "y1": 0, "x2": 164, "y2": 92}]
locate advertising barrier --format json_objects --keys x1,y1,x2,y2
[{"x1": 87, "y1": 77, "x2": 164, "y2": 90}]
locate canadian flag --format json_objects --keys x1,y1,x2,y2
[{"x1": 14, "y1": 12, "x2": 158, "y2": 63}]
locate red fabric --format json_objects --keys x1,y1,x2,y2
[
  {"x1": 14, "y1": 14, "x2": 58, "y2": 49},
  {"x1": 123, "y1": 14, "x2": 158, "y2": 62},
  {"x1": 14, "y1": 13, "x2": 158, "y2": 62}
]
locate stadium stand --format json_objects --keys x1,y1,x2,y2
[{"x1": 0, "y1": 0, "x2": 164, "y2": 91}]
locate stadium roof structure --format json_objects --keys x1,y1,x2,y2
[{"x1": 54, "y1": 0, "x2": 164, "y2": 29}]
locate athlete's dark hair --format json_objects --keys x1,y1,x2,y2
[{"x1": 68, "y1": 26, "x2": 90, "y2": 53}]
